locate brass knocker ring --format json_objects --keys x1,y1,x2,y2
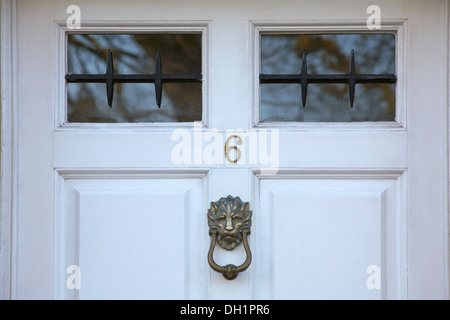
[
  {"x1": 208, "y1": 228, "x2": 252, "y2": 280},
  {"x1": 207, "y1": 195, "x2": 252, "y2": 280}
]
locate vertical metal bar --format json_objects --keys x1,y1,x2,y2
[
  {"x1": 348, "y1": 50, "x2": 356, "y2": 108},
  {"x1": 106, "y1": 49, "x2": 115, "y2": 108},
  {"x1": 154, "y1": 50, "x2": 163, "y2": 108},
  {"x1": 301, "y1": 50, "x2": 308, "y2": 108}
]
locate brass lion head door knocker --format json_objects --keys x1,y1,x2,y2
[{"x1": 207, "y1": 195, "x2": 252, "y2": 280}]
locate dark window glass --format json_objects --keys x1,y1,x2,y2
[
  {"x1": 260, "y1": 33, "x2": 396, "y2": 122},
  {"x1": 67, "y1": 33, "x2": 202, "y2": 123}
]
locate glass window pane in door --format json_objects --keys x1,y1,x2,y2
[
  {"x1": 260, "y1": 33, "x2": 396, "y2": 122},
  {"x1": 67, "y1": 33, "x2": 202, "y2": 123}
]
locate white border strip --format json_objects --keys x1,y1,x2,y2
[
  {"x1": 446, "y1": 0, "x2": 450, "y2": 300},
  {"x1": 0, "y1": 0, "x2": 17, "y2": 300}
]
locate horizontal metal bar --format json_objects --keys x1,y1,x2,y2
[
  {"x1": 259, "y1": 73, "x2": 397, "y2": 84},
  {"x1": 65, "y1": 73, "x2": 202, "y2": 83}
]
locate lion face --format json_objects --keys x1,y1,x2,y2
[{"x1": 208, "y1": 195, "x2": 252, "y2": 250}]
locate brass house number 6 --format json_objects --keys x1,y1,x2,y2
[{"x1": 224, "y1": 135, "x2": 242, "y2": 163}]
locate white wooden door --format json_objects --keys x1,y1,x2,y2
[{"x1": 3, "y1": 0, "x2": 448, "y2": 300}]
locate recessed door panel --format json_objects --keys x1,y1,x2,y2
[
  {"x1": 256, "y1": 174, "x2": 404, "y2": 299},
  {"x1": 56, "y1": 173, "x2": 204, "y2": 299}
]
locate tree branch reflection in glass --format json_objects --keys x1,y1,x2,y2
[
  {"x1": 67, "y1": 33, "x2": 202, "y2": 123},
  {"x1": 260, "y1": 33, "x2": 396, "y2": 122}
]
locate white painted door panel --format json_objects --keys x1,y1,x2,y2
[
  {"x1": 256, "y1": 174, "x2": 404, "y2": 299},
  {"x1": 56, "y1": 175, "x2": 205, "y2": 299},
  {"x1": 6, "y1": 0, "x2": 448, "y2": 300}
]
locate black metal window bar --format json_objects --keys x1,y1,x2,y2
[
  {"x1": 65, "y1": 49, "x2": 202, "y2": 108},
  {"x1": 259, "y1": 50, "x2": 397, "y2": 108}
]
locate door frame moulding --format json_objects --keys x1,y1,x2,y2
[
  {"x1": 54, "y1": 20, "x2": 212, "y2": 131},
  {"x1": 443, "y1": 0, "x2": 450, "y2": 299},
  {"x1": 0, "y1": 0, "x2": 17, "y2": 300},
  {"x1": 251, "y1": 168, "x2": 408, "y2": 299},
  {"x1": 53, "y1": 168, "x2": 210, "y2": 300},
  {"x1": 249, "y1": 19, "x2": 408, "y2": 130}
]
